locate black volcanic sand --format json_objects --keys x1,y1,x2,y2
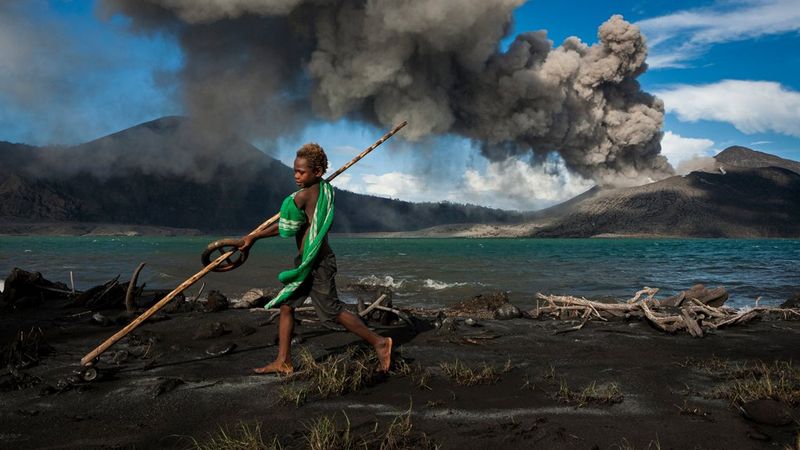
[{"x1": 1, "y1": 299, "x2": 799, "y2": 449}]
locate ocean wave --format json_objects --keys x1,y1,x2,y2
[
  {"x1": 0, "y1": 280, "x2": 4, "y2": 293},
  {"x1": 422, "y1": 279, "x2": 471, "y2": 290},
  {"x1": 355, "y1": 275, "x2": 405, "y2": 289}
]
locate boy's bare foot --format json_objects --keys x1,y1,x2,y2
[
  {"x1": 375, "y1": 337, "x2": 392, "y2": 372},
  {"x1": 253, "y1": 361, "x2": 293, "y2": 375}
]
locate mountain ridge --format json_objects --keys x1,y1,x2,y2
[{"x1": 0, "y1": 117, "x2": 524, "y2": 234}]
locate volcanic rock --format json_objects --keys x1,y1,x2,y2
[
  {"x1": 192, "y1": 322, "x2": 228, "y2": 340},
  {"x1": 780, "y1": 293, "x2": 800, "y2": 309},
  {"x1": 494, "y1": 303, "x2": 522, "y2": 320},
  {"x1": 740, "y1": 399, "x2": 792, "y2": 426},
  {"x1": 205, "y1": 290, "x2": 228, "y2": 312}
]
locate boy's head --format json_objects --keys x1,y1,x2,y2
[{"x1": 294, "y1": 142, "x2": 328, "y2": 188}]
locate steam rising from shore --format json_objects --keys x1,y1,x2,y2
[{"x1": 99, "y1": 0, "x2": 673, "y2": 185}]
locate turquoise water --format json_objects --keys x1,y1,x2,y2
[{"x1": 1, "y1": 236, "x2": 798, "y2": 308}]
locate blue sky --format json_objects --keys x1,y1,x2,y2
[{"x1": 1, "y1": 0, "x2": 799, "y2": 210}]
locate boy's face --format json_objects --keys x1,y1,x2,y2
[{"x1": 293, "y1": 157, "x2": 323, "y2": 188}]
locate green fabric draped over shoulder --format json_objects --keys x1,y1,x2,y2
[{"x1": 265, "y1": 180, "x2": 335, "y2": 308}]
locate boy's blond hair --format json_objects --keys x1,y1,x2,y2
[{"x1": 297, "y1": 143, "x2": 328, "y2": 174}]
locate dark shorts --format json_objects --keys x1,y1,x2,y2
[{"x1": 285, "y1": 252, "x2": 343, "y2": 323}]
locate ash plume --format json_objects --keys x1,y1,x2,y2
[{"x1": 99, "y1": 0, "x2": 673, "y2": 185}]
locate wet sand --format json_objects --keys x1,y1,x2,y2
[{"x1": 1, "y1": 298, "x2": 798, "y2": 449}]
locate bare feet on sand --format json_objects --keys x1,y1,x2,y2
[
  {"x1": 253, "y1": 361, "x2": 293, "y2": 375},
  {"x1": 376, "y1": 337, "x2": 393, "y2": 372}
]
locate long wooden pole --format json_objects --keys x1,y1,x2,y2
[{"x1": 80, "y1": 121, "x2": 407, "y2": 366}]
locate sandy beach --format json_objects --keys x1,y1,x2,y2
[{"x1": 1, "y1": 288, "x2": 798, "y2": 450}]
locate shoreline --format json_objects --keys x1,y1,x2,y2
[
  {"x1": 1, "y1": 294, "x2": 798, "y2": 449},
  {"x1": 3, "y1": 221, "x2": 799, "y2": 239}
]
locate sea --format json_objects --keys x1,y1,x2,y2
[{"x1": 1, "y1": 236, "x2": 798, "y2": 309}]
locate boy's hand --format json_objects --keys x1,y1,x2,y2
[{"x1": 238, "y1": 235, "x2": 255, "y2": 251}]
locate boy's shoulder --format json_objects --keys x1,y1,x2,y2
[{"x1": 294, "y1": 181, "x2": 322, "y2": 206}]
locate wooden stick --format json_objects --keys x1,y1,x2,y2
[
  {"x1": 359, "y1": 294, "x2": 389, "y2": 318},
  {"x1": 80, "y1": 121, "x2": 407, "y2": 367}
]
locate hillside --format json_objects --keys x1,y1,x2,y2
[
  {"x1": 409, "y1": 146, "x2": 800, "y2": 238},
  {"x1": 0, "y1": 117, "x2": 522, "y2": 234}
]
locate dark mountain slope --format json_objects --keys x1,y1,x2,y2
[{"x1": 0, "y1": 117, "x2": 522, "y2": 233}]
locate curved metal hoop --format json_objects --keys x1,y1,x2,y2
[{"x1": 201, "y1": 238, "x2": 250, "y2": 272}]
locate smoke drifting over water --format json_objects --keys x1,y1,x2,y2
[{"x1": 100, "y1": 0, "x2": 673, "y2": 186}]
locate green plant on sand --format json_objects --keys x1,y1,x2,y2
[{"x1": 439, "y1": 359, "x2": 500, "y2": 386}]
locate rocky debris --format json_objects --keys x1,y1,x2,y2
[
  {"x1": 494, "y1": 303, "x2": 522, "y2": 320},
  {"x1": 112, "y1": 350, "x2": 130, "y2": 365},
  {"x1": 450, "y1": 291, "x2": 510, "y2": 318},
  {"x1": 739, "y1": 399, "x2": 793, "y2": 426},
  {"x1": 205, "y1": 290, "x2": 228, "y2": 312},
  {"x1": 205, "y1": 342, "x2": 237, "y2": 357},
  {"x1": 2, "y1": 327, "x2": 52, "y2": 370},
  {"x1": 192, "y1": 322, "x2": 228, "y2": 340},
  {"x1": 0, "y1": 367, "x2": 42, "y2": 392},
  {"x1": 162, "y1": 298, "x2": 203, "y2": 314},
  {"x1": 230, "y1": 288, "x2": 272, "y2": 309},
  {"x1": 92, "y1": 312, "x2": 112, "y2": 326},
  {"x1": 659, "y1": 284, "x2": 729, "y2": 307},
  {"x1": 239, "y1": 324, "x2": 256, "y2": 336},
  {"x1": 150, "y1": 377, "x2": 184, "y2": 398},
  {"x1": 436, "y1": 317, "x2": 458, "y2": 334},
  {"x1": 780, "y1": 293, "x2": 800, "y2": 309},
  {"x1": 1, "y1": 268, "x2": 71, "y2": 309}
]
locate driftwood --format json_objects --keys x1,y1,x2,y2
[
  {"x1": 534, "y1": 286, "x2": 800, "y2": 338},
  {"x1": 125, "y1": 263, "x2": 146, "y2": 314}
]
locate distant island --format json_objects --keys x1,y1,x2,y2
[
  {"x1": 392, "y1": 147, "x2": 800, "y2": 238},
  {"x1": 1, "y1": 117, "x2": 799, "y2": 238}
]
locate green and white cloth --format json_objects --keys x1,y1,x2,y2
[{"x1": 265, "y1": 180, "x2": 335, "y2": 308}]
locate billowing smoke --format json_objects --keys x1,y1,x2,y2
[{"x1": 99, "y1": 0, "x2": 673, "y2": 186}]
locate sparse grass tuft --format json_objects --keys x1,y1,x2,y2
[
  {"x1": 294, "y1": 346, "x2": 377, "y2": 398},
  {"x1": 520, "y1": 374, "x2": 536, "y2": 391},
  {"x1": 305, "y1": 413, "x2": 356, "y2": 450},
  {"x1": 302, "y1": 409, "x2": 439, "y2": 450},
  {"x1": 689, "y1": 359, "x2": 800, "y2": 405},
  {"x1": 610, "y1": 437, "x2": 661, "y2": 450},
  {"x1": 544, "y1": 364, "x2": 556, "y2": 381},
  {"x1": 191, "y1": 421, "x2": 281, "y2": 450},
  {"x1": 556, "y1": 379, "x2": 623, "y2": 407},
  {"x1": 277, "y1": 384, "x2": 309, "y2": 406},
  {"x1": 394, "y1": 358, "x2": 432, "y2": 390},
  {"x1": 377, "y1": 407, "x2": 438, "y2": 450},
  {"x1": 439, "y1": 359, "x2": 500, "y2": 386}
]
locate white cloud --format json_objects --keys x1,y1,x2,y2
[
  {"x1": 459, "y1": 157, "x2": 594, "y2": 211},
  {"x1": 331, "y1": 157, "x2": 595, "y2": 211},
  {"x1": 660, "y1": 131, "x2": 715, "y2": 165},
  {"x1": 656, "y1": 80, "x2": 800, "y2": 137},
  {"x1": 636, "y1": 0, "x2": 800, "y2": 68},
  {"x1": 344, "y1": 171, "x2": 433, "y2": 203}
]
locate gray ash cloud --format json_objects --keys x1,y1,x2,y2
[{"x1": 99, "y1": 0, "x2": 673, "y2": 185}]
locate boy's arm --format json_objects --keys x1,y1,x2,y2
[
  {"x1": 238, "y1": 221, "x2": 279, "y2": 250},
  {"x1": 239, "y1": 189, "x2": 309, "y2": 251}
]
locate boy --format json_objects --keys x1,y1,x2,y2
[{"x1": 238, "y1": 143, "x2": 392, "y2": 374}]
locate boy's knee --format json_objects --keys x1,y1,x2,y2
[{"x1": 280, "y1": 304, "x2": 294, "y2": 314}]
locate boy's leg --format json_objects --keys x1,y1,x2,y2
[
  {"x1": 335, "y1": 310, "x2": 393, "y2": 372},
  {"x1": 308, "y1": 253, "x2": 393, "y2": 371},
  {"x1": 254, "y1": 304, "x2": 295, "y2": 374}
]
